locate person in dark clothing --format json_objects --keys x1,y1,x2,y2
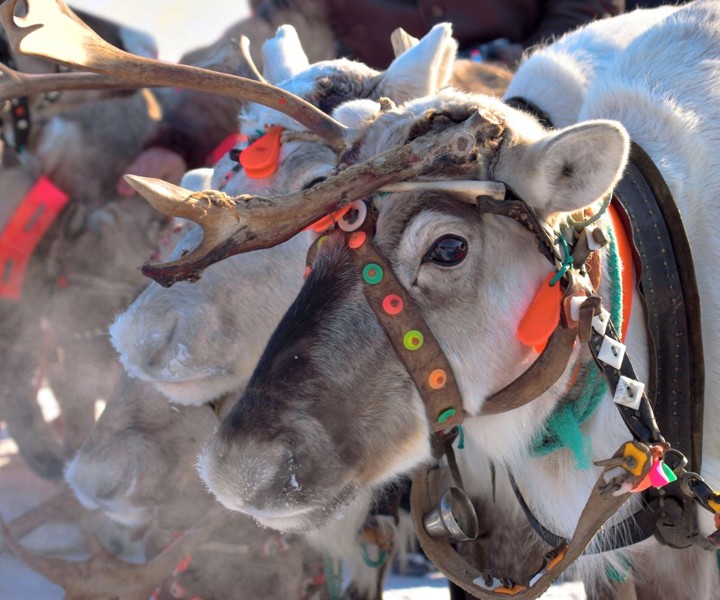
[{"x1": 326, "y1": 0, "x2": 624, "y2": 68}]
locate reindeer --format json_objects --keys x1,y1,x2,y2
[
  {"x1": 1, "y1": 2, "x2": 695, "y2": 597},
  {"x1": 98, "y1": 4, "x2": 720, "y2": 600},
  {"x1": 112, "y1": 8, "x2": 682, "y2": 599},
  {"x1": 54, "y1": 373, "x2": 329, "y2": 600},
  {"x1": 0, "y1": 86, "x2": 164, "y2": 481}
]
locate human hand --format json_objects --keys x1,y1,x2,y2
[{"x1": 116, "y1": 147, "x2": 187, "y2": 197}]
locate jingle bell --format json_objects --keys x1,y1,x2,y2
[{"x1": 422, "y1": 487, "x2": 480, "y2": 541}]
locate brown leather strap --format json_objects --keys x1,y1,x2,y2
[
  {"x1": 410, "y1": 441, "x2": 652, "y2": 599},
  {"x1": 480, "y1": 326, "x2": 578, "y2": 415},
  {"x1": 344, "y1": 211, "x2": 465, "y2": 432}
]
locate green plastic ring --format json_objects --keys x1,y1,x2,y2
[
  {"x1": 437, "y1": 408, "x2": 456, "y2": 424},
  {"x1": 362, "y1": 263, "x2": 383, "y2": 285},
  {"x1": 403, "y1": 330, "x2": 424, "y2": 351}
]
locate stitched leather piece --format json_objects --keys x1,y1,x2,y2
[
  {"x1": 343, "y1": 209, "x2": 465, "y2": 433},
  {"x1": 613, "y1": 143, "x2": 704, "y2": 473}
]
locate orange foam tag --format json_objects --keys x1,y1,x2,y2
[
  {"x1": 240, "y1": 126, "x2": 283, "y2": 179},
  {"x1": 517, "y1": 273, "x2": 562, "y2": 351}
]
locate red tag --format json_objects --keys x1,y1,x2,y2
[
  {"x1": 206, "y1": 132, "x2": 241, "y2": 166},
  {"x1": 516, "y1": 273, "x2": 562, "y2": 352},
  {"x1": 0, "y1": 176, "x2": 69, "y2": 300},
  {"x1": 240, "y1": 126, "x2": 283, "y2": 179}
]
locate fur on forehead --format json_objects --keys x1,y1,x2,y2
[
  {"x1": 240, "y1": 60, "x2": 380, "y2": 133},
  {"x1": 336, "y1": 89, "x2": 537, "y2": 160}
]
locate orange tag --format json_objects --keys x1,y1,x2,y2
[
  {"x1": 516, "y1": 273, "x2": 562, "y2": 352},
  {"x1": 240, "y1": 126, "x2": 283, "y2": 179}
]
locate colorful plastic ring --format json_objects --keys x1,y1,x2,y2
[
  {"x1": 428, "y1": 369, "x2": 447, "y2": 390},
  {"x1": 338, "y1": 200, "x2": 367, "y2": 232},
  {"x1": 437, "y1": 408, "x2": 456, "y2": 424},
  {"x1": 362, "y1": 263, "x2": 383, "y2": 285},
  {"x1": 403, "y1": 330, "x2": 424, "y2": 351},
  {"x1": 316, "y1": 235, "x2": 329, "y2": 249},
  {"x1": 382, "y1": 294, "x2": 404, "y2": 315},
  {"x1": 348, "y1": 231, "x2": 367, "y2": 249}
]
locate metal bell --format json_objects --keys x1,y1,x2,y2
[{"x1": 422, "y1": 487, "x2": 480, "y2": 541}]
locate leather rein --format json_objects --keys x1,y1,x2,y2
[{"x1": 303, "y1": 110, "x2": 720, "y2": 598}]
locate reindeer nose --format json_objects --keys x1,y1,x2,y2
[
  {"x1": 110, "y1": 310, "x2": 180, "y2": 376},
  {"x1": 198, "y1": 433, "x2": 289, "y2": 513}
]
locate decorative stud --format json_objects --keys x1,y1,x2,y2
[
  {"x1": 403, "y1": 329, "x2": 424, "y2": 351},
  {"x1": 428, "y1": 369, "x2": 447, "y2": 390},
  {"x1": 362, "y1": 263, "x2": 383, "y2": 285},
  {"x1": 592, "y1": 306, "x2": 610, "y2": 336},
  {"x1": 338, "y1": 200, "x2": 367, "y2": 232},
  {"x1": 598, "y1": 336, "x2": 625, "y2": 369},
  {"x1": 348, "y1": 231, "x2": 367, "y2": 249},
  {"x1": 613, "y1": 375, "x2": 644, "y2": 410},
  {"x1": 382, "y1": 294, "x2": 404, "y2": 315}
]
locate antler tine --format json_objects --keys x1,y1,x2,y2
[
  {"x1": 0, "y1": 67, "x2": 142, "y2": 103},
  {"x1": 132, "y1": 114, "x2": 497, "y2": 287},
  {"x1": 0, "y1": 0, "x2": 346, "y2": 151},
  {"x1": 0, "y1": 507, "x2": 223, "y2": 600},
  {"x1": 390, "y1": 27, "x2": 420, "y2": 57}
]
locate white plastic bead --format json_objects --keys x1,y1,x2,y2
[
  {"x1": 592, "y1": 306, "x2": 611, "y2": 336},
  {"x1": 569, "y1": 295, "x2": 586, "y2": 322},
  {"x1": 613, "y1": 375, "x2": 644, "y2": 410},
  {"x1": 598, "y1": 336, "x2": 626, "y2": 370},
  {"x1": 585, "y1": 226, "x2": 603, "y2": 251},
  {"x1": 338, "y1": 200, "x2": 367, "y2": 232}
]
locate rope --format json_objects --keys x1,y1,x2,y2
[{"x1": 529, "y1": 219, "x2": 623, "y2": 468}]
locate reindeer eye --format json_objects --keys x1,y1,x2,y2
[
  {"x1": 303, "y1": 176, "x2": 327, "y2": 190},
  {"x1": 424, "y1": 235, "x2": 468, "y2": 266}
]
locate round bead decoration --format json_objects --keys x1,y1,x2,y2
[
  {"x1": 437, "y1": 408, "x2": 456, "y2": 424},
  {"x1": 382, "y1": 294, "x2": 404, "y2": 315},
  {"x1": 403, "y1": 330, "x2": 424, "y2": 351},
  {"x1": 348, "y1": 231, "x2": 367, "y2": 249},
  {"x1": 362, "y1": 263, "x2": 383, "y2": 285},
  {"x1": 338, "y1": 200, "x2": 367, "y2": 232},
  {"x1": 428, "y1": 369, "x2": 447, "y2": 390}
]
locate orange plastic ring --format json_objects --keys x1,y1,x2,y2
[
  {"x1": 428, "y1": 369, "x2": 447, "y2": 390},
  {"x1": 348, "y1": 231, "x2": 367, "y2": 249}
]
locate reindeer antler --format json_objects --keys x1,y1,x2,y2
[
  {"x1": 0, "y1": 0, "x2": 346, "y2": 150},
  {"x1": 0, "y1": 488, "x2": 84, "y2": 553},
  {"x1": 0, "y1": 507, "x2": 223, "y2": 600},
  {"x1": 0, "y1": 61, "x2": 140, "y2": 100},
  {"x1": 128, "y1": 110, "x2": 504, "y2": 286}
]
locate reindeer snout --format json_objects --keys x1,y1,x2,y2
[
  {"x1": 197, "y1": 433, "x2": 291, "y2": 514},
  {"x1": 110, "y1": 309, "x2": 180, "y2": 378}
]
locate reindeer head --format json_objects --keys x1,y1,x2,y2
[
  {"x1": 194, "y1": 90, "x2": 629, "y2": 531},
  {"x1": 64, "y1": 374, "x2": 219, "y2": 531},
  {"x1": 110, "y1": 23, "x2": 460, "y2": 404}
]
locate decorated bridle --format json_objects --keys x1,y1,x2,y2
[{"x1": 303, "y1": 173, "x2": 720, "y2": 598}]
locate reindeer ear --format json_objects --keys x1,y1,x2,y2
[
  {"x1": 261, "y1": 25, "x2": 310, "y2": 84},
  {"x1": 505, "y1": 121, "x2": 630, "y2": 214},
  {"x1": 379, "y1": 23, "x2": 458, "y2": 104}
]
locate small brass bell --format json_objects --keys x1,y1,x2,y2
[{"x1": 422, "y1": 487, "x2": 479, "y2": 541}]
